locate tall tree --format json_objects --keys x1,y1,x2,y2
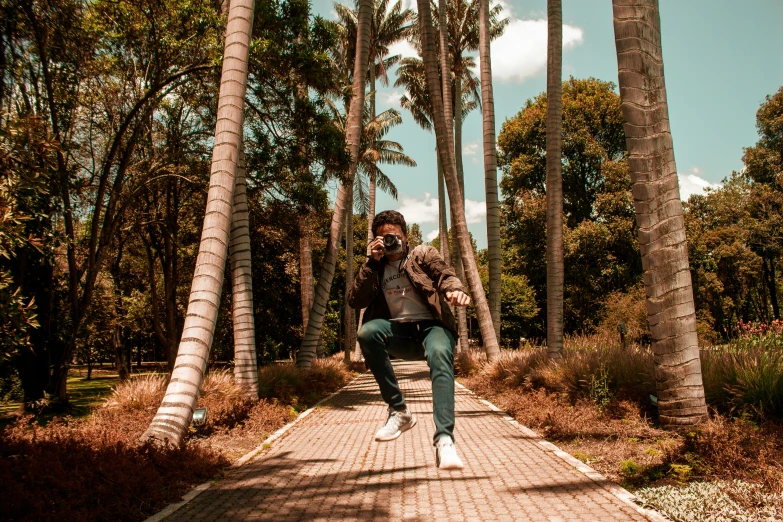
[
  {"x1": 229, "y1": 143, "x2": 259, "y2": 398},
  {"x1": 612, "y1": 0, "x2": 707, "y2": 426},
  {"x1": 416, "y1": 0, "x2": 500, "y2": 361},
  {"x1": 142, "y1": 0, "x2": 256, "y2": 445},
  {"x1": 545, "y1": 0, "x2": 564, "y2": 359},
  {"x1": 297, "y1": 0, "x2": 373, "y2": 368},
  {"x1": 479, "y1": 0, "x2": 501, "y2": 338}
]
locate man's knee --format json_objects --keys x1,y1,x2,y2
[
  {"x1": 425, "y1": 328, "x2": 455, "y2": 364},
  {"x1": 357, "y1": 319, "x2": 389, "y2": 351}
]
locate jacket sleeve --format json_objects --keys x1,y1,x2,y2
[
  {"x1": 347, "y1": 258, "x2": 382, "y2": 309},
  {"x1": 420, "y1": 246, "x2": 466, "y2": 295}
]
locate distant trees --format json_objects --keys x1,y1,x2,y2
[{"x1": 500, "y1": 78, "x2": 637, "y2": 336}]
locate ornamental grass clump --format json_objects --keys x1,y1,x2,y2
[
  {"x1": 701, "y1": 339, "x2": 783, "y2": 421},
  {"x1": 257, "y1": 354, "x2": 354, "y2": 410},
  {"x1": 103, "y1": 373, "x2": 167, "y2": 411}
]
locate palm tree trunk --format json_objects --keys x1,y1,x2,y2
[
  {"x1": 230, "y1": 142, "x2": 259, "y2": 398},
  {"x1": 299, "y1": 214, "x2": 314, "y2": 332},
  {"x1": 297, "y1": 0, "x2": 372, "y2": 369},
  {"x1": 344, "y1": 184, "x2": 356, "y2": 364},
  {"x1": 546, "y1": 0, "x2": 564, "y2": 360},
  {"x1": 479, "y1": 0, "x2": 502, "y2": 340},
  {"x1": 141, "y1": 0, "x2": 256, "y2": 445},
  {"x1": 452, "y1": 71, "x2": 470, "y2": 350},
  {"x1": 417, "y1": 0, "x2": 500, "y2": 362},
  {"x1": 612, "y1": 0, "x2": 707, "y2": 426},
  {"x1": 437, "y1": 152, "x2": 451, "y2": 264}
]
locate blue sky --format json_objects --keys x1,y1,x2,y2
[{"x1": 312, "y1": 0, "x2": 783, "y2": 249}]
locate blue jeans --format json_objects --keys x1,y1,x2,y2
[{"x1": 357, "y1": 318, "x2": 456, "y2": 443}]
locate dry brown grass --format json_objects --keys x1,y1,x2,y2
[
  {"x1": 460, "y1": 340, "x2": 783, "y2": 495},
  {"x1": 1, "y1": 355, "x2": 357, "y2": 521}
]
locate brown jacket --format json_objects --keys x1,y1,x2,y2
[{"x1": 347, "y1": 244, "x2": 466, "y2": 338}]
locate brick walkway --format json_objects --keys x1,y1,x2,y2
[{"x1": 160, "y1": 361, "x2": 663, "y2": 521}]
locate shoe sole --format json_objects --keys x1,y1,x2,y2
[
  {"x1": 437, "y1": 460, "x2": 464, "y2": 470},
  {"x1": 375, "y1": 416, "x2": 417, "y2": 442}
]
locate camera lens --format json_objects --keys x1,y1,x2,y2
[{"x1": 383, "y1": 234, "x2": 397, "y2": 247}]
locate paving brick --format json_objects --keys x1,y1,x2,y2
[{"x1": 161, "y1": 361, "x2": 660, "y2": 522}]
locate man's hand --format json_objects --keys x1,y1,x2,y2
[
  {"x1": 446, "y1": 290, "x2": 471, "y2": 307},
  {"x1": 368, "y1": 236, "x2": 385, "y2": 261}
]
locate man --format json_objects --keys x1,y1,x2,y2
[{"x1": 348, "y1": 210, "x2": 470, "y2": 470}]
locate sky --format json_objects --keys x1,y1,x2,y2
[{"x1": 311, "y1": 0, "x2": 783, "y2": 249}]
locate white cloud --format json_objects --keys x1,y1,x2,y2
[
  {"x1": 426, "y1": 229, "x2": 440, "y2": 241},
  {"x1": 465, "y1": 199, "x2": 487, "y2": 224},
  {"x1": 395, "y1": 194, "x2": 486, "y2": 226},
  {"x1": 396, "y1": 193, "x2": 439, "y2": 224},
  {"x1": 678, "y1": 167, "x2": 721, "y2": 200},
  {"x1": 388, "y1": 40, "x2": 419, "y2": 60},
  {"x1": 382, "y1": 89, "x2": 404, "y2": 107},
  {"x1": 463, "y1": 141, "x2": 479, "y2": 156},
  {"x1": 477, "y1": 19, "x2": 584, "y2": 83}
]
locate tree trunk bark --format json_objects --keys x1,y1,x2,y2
[
  {"x1": 452, "y1": 72, "x2": 470, "y2": 350},
  {"x1": 230, "y1": 142, "x2": 259, "y2": 398},
  {"x1": 612, "y1": 0, "x2": 707, "y2": 426},
  {"x1": 767, "y1": 257, "x2": 780, "y2": 320},
  {"x1": 141, "y1": 0, "x2": 256, "y2": 445},
  {"x1": 344, "y1": 188, "x2": 356, "y2": 364},
  {"x1": 417, "y1": 0, "x2": 500, "y2": 362},
  {"x1": 299, "y1": 215, "x2": 314, "y2": 332},
  {"x1": 546, "y1": 0, "x2": 564, "y2": 360},
  {"x1": 479, "y1": 0, "x2": 502, "y2": 340},
  {"x1": 297, "y1": 0, "x2": 373, "y2": 368},
  {"x1": 437, "y1": 153, "x2": 451, "y2": 265}
]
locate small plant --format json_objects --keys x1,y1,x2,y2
[
  {"x1": 587, "y1": 366, "x2": 612, "y2": 410},
  {"x1": 669, "y1": 463, "x2": 692, "y2": 482},
  {"x1": 644, "y1": 447, "x2": 661, "y2": 457},
  {"x1": 619, "y1": 459, "x2": 641, "y2": 477}
]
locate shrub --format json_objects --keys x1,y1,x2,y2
[
  {"x1": 701, "y1": 339, "x2": 783, "y2": 420},
  {"x1": 103, "y1": 374, "x2": 167, "y2": 411},
  {"x1": 257, "y1": 354, "x2": 354, "y2": 410}
]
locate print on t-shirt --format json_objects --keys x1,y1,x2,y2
[{"x1": 382, "y1": 263, "x2": 434, "y2": 322}]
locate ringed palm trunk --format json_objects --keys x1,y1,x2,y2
[
  {"x1": 479, "y1": 0, "x2": 502, "y2": 340},
  {"x1": 417, "y1": 0, "x2": 500, "y2": 362},
  {"x1": 141, "y1": 0, "x2": 255, "y2": 445},
  {"x1": 452, "y1": 72, "x2": 470, "y2": 349},
  {"x1": 229, "y1": 143, "x2": 259, "y2": 398},
  {"x1": 545, "y1": 0, "x2": 564, "y2": 359},
  {"x1": 437, "y1": 152, "x2": 451, "y2": 264},
  {"x1": 297, "y1": 0, "x2": 372, "y2": 368},
  {"x1": 344, "y1": 184, "x2": 356, "y2": 364},
  {"x1": 612, "y1": 0, "x2": 707, "y2": 426}
]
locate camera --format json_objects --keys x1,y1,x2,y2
[{"x1": 383, "y1": 233, "x2": 403, "y2": 254}]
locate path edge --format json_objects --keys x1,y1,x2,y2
[
  {"x1": 143, "y1": 371, "x2": 367, "y2": 522},
  {"x1": 454, "y1": 381, "x2": 671, "y2": 522}
]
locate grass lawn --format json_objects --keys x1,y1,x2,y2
[{"x1": 0, "y1": 368, "x2": 162, "y2": 420}]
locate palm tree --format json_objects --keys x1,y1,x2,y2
[
  {"x1": 229, "y1": 142, "x2": 259, "y2": 397},
  {"x1": 141, "y1": 0, "x2": 256, "y2": 445},
  {"x1": 479, "y1": 0, "x2": 501, "y2": 338},
  {"x1": 612, "y1": 0, "x2": 707, "y2": 425},
  {"x1": 416, "y1": 0, "x2": 500, "y2": 362},
  {"x1": 545, "y1": 0, "x2": 564, "y2": 360},
  {"x1": 417, "y1": 0, "x2": 504, "y2": 348},
  {"x1": 297, "y1": 0, "x2": 374, "y2": 368},
  {"x1": 334, "y1": 0, "x2": 415, "y2": 240}
]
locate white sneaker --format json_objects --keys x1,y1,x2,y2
[
  {"x1": 375, "y1": 407, "x2": 417, "y2": 441},
  {"x1": 435, "y1": 436, "x2": 464, "y2": 469}
]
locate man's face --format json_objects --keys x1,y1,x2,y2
[{"x1": 376, "y1": 223, "x2": 406, "y2": 258}]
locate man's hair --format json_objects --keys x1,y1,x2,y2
[{"x1": 372, "y1": 210, "x2": 407, "y2": 237}]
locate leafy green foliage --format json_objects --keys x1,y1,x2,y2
[{"x1": 499, "y1": 78, "x2": 640, "y2": 336}]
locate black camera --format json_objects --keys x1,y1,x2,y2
[{"x1": 383, "y1": 233, "x2": 403, "y2": 254}]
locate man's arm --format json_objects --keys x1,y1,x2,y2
[
  {"x1": 347, "y1": 258, "x2": 381, "y2": 309},
  {"x1": 419, "y1": 246, "x2": 466, "y2": 295}
]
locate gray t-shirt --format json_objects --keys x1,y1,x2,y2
[{"x1": 381, "y1": 262, "x2": 434, "y2": 322}]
